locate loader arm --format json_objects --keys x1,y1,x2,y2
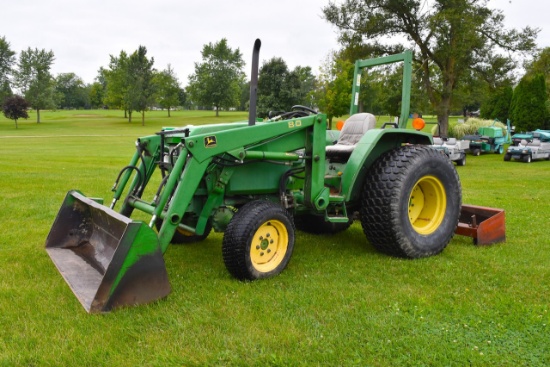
[
  {"x1": 117, "y1": 114, "x2": 329, "y2": 253},
  {"x1": 44, "y1": 38, "x2": 337, "y2": 313}
]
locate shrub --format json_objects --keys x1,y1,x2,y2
[
  {"x1": 2, "y1": 95, "x2": 30, "y2": 129},
  {"x1": 431, "y1": 118, "x2": 507, "y2": 139},
  {"x1": 510, "y1": 74, "x2": 547, "y2": 132}
]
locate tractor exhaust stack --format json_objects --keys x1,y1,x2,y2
[{"x1": 248, "y1": 39, "x2": 261, "y2": 126}]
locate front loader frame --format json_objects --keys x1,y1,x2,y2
[{"x1": 114, "y1": 114, "x2": 331, "y2": 254}]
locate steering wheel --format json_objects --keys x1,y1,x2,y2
[
  {"x1": 267, "y1": 105, "x2": 317, "y2": 121},
  {"x1": 291, "y1": 105, "x2": 317, "y2": 115}
]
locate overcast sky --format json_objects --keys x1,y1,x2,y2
[{"x1": 2, "y1": 0, "x2": 549, "y2": 86}]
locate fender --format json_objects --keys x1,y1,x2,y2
[{"x1": 341, "y1": 128, "x2": 433, "y2": 202}]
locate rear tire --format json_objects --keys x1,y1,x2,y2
[
  {"x1": 361, "y1": 145, "x2": 461, "y2": 258},
  {"x1": 222, "y1": 201, "x2": 295, "y2": 280}
]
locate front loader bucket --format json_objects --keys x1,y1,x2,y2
[
  {"x1": 46, "y1": 190, "x2": 171, "y2": 313},
  {"x1": 455, "y1": 204, "x2": 506, "y2": 245}
]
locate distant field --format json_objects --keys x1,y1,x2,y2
[
  {"x1": 0, "y1": 109, "x2": 251, "y2": 136},
  {"x1": 0, "y1": 108, "x2": 455, "y2": 134},
  {"x1": 0, "y1": 110, "x2": 548, "y2": 366}
]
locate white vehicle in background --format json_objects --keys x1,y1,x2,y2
[
  {"x1": 432, "y1": 137, "x2": 468, "y2": 166},
  {"x1": 504, "y1": 130, "x2": 550, "y2": 163}
]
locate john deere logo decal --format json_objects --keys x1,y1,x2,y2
[{"x1": 204, "y1": 135, "x2": 217, "y2": 147}]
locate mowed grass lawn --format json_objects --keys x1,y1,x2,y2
[{"x1": 0, "y1": 110, "x2": 548, "y2": 366}]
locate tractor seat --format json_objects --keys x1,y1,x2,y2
[{"x1": 326, "y1": 113, "x2": 376, "y2": 162}]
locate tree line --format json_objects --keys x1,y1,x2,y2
[
  {"x1": 321, "y1": 0, "x2": 547, "y2": 134},
  {"x1": 0, "y1": 35, "x2": 319, "y2": 126},
  {"x1": 2, "y1": 0, "x2": 550, "y2": 133}
]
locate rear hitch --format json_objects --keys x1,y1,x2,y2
[{"x1": 455, "y1": 204, "x2": 506, "y2": 245}]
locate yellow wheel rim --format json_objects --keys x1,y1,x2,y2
[
  {"x1": 250, "y1": 220, "x2": 288, "y2": 273},
  {"x1": 176, "y1": 227, "x2": 193, "y2": 237},
  {"x1": 176, "y1": 216, "x2": 196, "y2": 237},
  {"x1": 408, "y1": 175, "x2": 447, "y2": 235}
]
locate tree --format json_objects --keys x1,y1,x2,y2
[
  {"x1": 480, "y1": 85, "x2": 513, "y2": 122},
  {"x1": 379, "y1": 66, "x2": 406, "y2": 118},
  {"x1": 126, "y1": 46, "x2": 155, "y2": 125},
  {"x1": 257, "y1": 58, "x2": 315, "y2": 118},
  {"x1": 89, "y1": 81, "x2": 105, "y2": 109},
  {"x1": 0, "y1": 79, "x2": 11, "y2": 103},
  {"x1": 257, "y1": 57, "x2": 291, "y2": 117},
  {"x1": 524, "y1": 47, "x2": 550, "y2": 120},
  {"x1": 314, "y1": 55, "x2": 352, "y2": 127},
  {"x1": 323, "y1": 0, "x2": 538, "y2": 136},
  {"x1": 0, "y1": 36, "x2": 16, "y2": 103},
  {"x1": 491, "y1": 86, "x2": 513, "y2": 123},
  {"x1": 55, "y1": 72, "x2": 89, "y2": 109},
  {"x1": 187, "y1": 39, "x2": 245, "y2": 116},
  {"x1": 2, "y1": 94, "x2": 29, "y2": 129},
  {"x1": 177, "y1": 87, "x2": 188, "y2": 109},
  {"x1": 238, "y1": 81, "x2": 250, "y2": 111},
  {"x1": 14, "y1": 48, "x2": 56, "y2": 123},
  {"x1": 463, "y1": 53, "x2": 517, "y2": 118},
  {"x1": 509, "y1": 74, "x2": 547, "y2": 132},
  {"x1": 525, "y1": 47, "x2": 550, "y2": 89},
  {"x1": 102, "y1": 52, "x2": 129, "y2": 115},
  {"x1": 293, "y1": 66, "x2": 317, "y2": 107},
  {"x1": 154, "y1": 64, "x2": 180, "y2": 117}
]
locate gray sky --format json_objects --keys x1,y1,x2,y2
[{"x1": 2, "y1": 0, "x2": 549, "y2": 86}]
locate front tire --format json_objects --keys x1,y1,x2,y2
[
  {"x1": 222, "y1": 201, "x2": 295, "y2": 280},
  {"x1": 361, "y1": 145, "x2": 461, "y2": 258},
  {"x1": 456, "y1": 154, "x2": 466, "y2": 166}
]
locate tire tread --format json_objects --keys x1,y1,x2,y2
[{"x1": 360, "y1": 145, "x2": 461, "y2": 258}]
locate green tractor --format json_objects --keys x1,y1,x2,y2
[{"x1": 46, "y1": 41, "x2": 462, "y2": 312}]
